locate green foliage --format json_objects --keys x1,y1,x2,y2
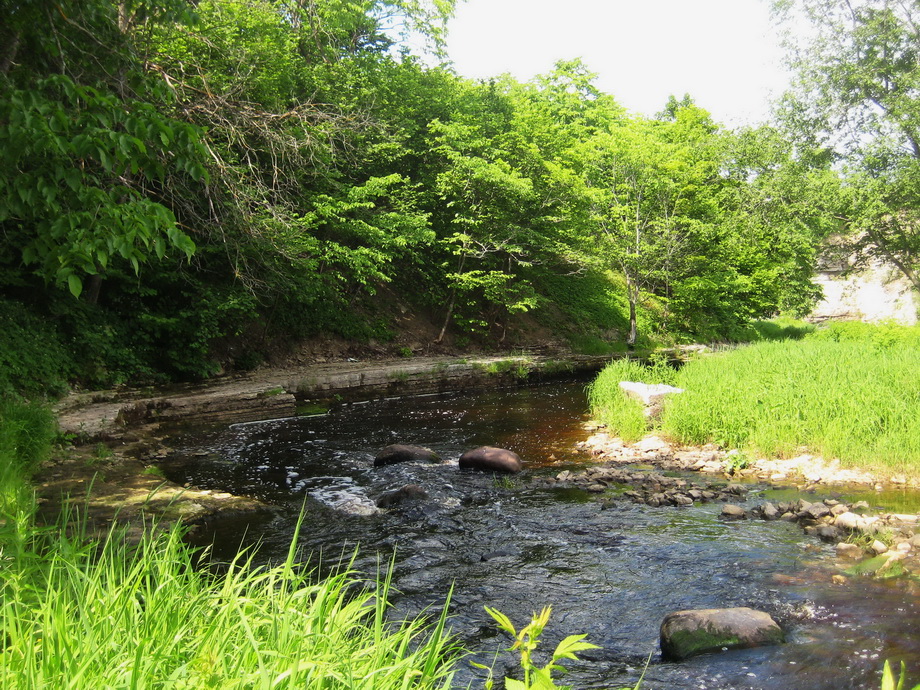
[
  {"x1": 0, "y1": 517, "x2": 460, "y2": 689},
  {"x1": 0, "y1": 299, "x2": 72, "y2": 398},
  {"x1": 658, "y1": 331, "x2": 920, "y2": 473},
  {"x1": 774, "y1": 0, "x2": 920, "y2": 292},
  {"x1": 0, "y1": 0, "x2": 839, "y2": 394},
  {"x1": 807, "y1": 320, "x2": 920, "y2": 349},
  {"x1": 0, "y1": 74, "x2": 205, "y2": 296},
  {"x1": 747, "y1": 317, "x2": 816, "y2": 342},
  {"x1": 881, "y1": 660, "x2": 920, "y2": 690},
  {"x1": 475, "y1": 606, "x2": 599, "y2": 690},
  {"x1": 0, "y1": 398, "x2": 54, "y2": 523}
]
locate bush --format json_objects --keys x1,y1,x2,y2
[{"x1": 0, "y1": 299, "x2": 72, "y2": 398}]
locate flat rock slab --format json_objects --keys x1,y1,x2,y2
[
  {"x1": 660, "y1": 607, "x2": 785, "y2": 660},
  {"x1": 618, "y1": 381, "x2": 684, "y2": 406}
]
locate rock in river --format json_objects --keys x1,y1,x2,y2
[
  {"x1": 374, "y1": 444, "x2": 440, "y2": 467},
  {"x1": 459, "y1": 446, "x2": 522, "y2": 474},
  {"x1": 376, "y1": 484, "x2": 428, "y2": 508},
  {"x1": 660, "y1": 607, "x2": 785, "y2": 661}
]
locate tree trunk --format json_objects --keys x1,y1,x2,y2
[
  {"x1": 435, "y1": 290, "x2": 456, "y2": 344},
  {"x1": 626, "y1": 274, "x2": 638, "y2": 347},
  {"x1": 0, "y1": 30, "x2": 20, "y2": 75}
]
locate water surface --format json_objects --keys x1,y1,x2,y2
[{"x1": 163, "y1": 383, "x2": 920, "y2": 689}]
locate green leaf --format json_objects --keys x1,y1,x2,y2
[
  {"x1": 503, "y1": 679, "x2": 528, "y2": 690},
  {"x1": 552, "y1": 634, "x2": 600, "y2": 662},
  {"x1": 484, "y1": 606, "x2": 517, "y2": 637},
  {"x1": 67, "y1": 274, "x2": 82, "y2": 298}
]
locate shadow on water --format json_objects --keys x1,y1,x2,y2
[{"x1": 162, "y1": 382, "x2": 920, "y2": 689}]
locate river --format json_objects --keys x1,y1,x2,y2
[{"x1": 161, "y1": 381, "x2": 920, "y2": 689}]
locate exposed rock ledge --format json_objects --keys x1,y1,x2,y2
[
  {"x1": 43, "y1": 354, "x2": 607, "y2": 538},
  {"x1": 55, "y1": 354, "x2": 609, "y2": 440}
]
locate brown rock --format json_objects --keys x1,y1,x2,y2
[
  {"x1": 374, "y1": 444, "x2": 440, "y2": 467},
  {"x1": 459, "y1": 446, "x2": 523, "y2": 474}
]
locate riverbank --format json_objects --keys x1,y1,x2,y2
[
  {"x1": 577, "y1": 429, "x2": 920, "y2": 578},
  {"x1": 42, "y1": 353, "x2": 609, "y2": 536}
]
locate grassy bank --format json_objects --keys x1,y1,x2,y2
[
  {"x1": 0, "y1": 399, "x2": 460, "y2": 689},
  {"x1": 589, "y1": 322, "x2": 920, "y2": 476}
]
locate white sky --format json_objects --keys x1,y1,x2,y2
[{"x1": 444, "y1": 0, "x2": 791, "y2": 127}]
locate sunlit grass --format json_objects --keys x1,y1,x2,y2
[
  {"x1": 0, "y1": 514, "x2": 461, "y2": 689},
  {"x1": 587, "y1": 358, "x2": 677, "y2": 442},
  {"x1": 0, "y1": 398, "x2": 460, "y2": 690},
  {"x1": 589, "y1": 324, "x2": 920, "y2": 476}
]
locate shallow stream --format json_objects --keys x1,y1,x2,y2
[{"x1": 163, "y1": 382, "x2": 920, "y2": 689}]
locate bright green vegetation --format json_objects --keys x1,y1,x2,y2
[
  {"x1": 0, "y1": 399, "x2": 460, "y2": 689},
  {"x1": 882, "y1": 660, "x2": 920, "y2": 690},
  {"x1": 475, "y1": 607, "x2": 645, "y2": 690},
  {"x1": 1, "y1": 1, "x2": 842, "y2": 396},
  {"x1": 587, "y1": 358, "x2": 677, "y2": 443},
  {"x1": 589, "y1": 323, "x2": 920, "y2": 475}
]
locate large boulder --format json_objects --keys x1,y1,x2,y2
[
  {"x1": 659, "y1": 607, "x2": 785, "y2": 660},
  {"x1": 459, "y1": 446, "x2": 522, "y2": 474},
  {"x1": 374, "y1": 444, "x2": 440, "y2": 467}
]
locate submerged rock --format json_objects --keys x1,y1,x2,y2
[
  {"x1": 376, "y1": 484, "x2": 428, "y2": 508},
  {"x1": 659, "y1": 607, "x2": 785, "y2": 661},
  {"x1": 374, "y1": 444, "x2": 440, "y2": 467},
  {"x1": 459, "y1": 446, "x2": 522, "y2": 474}
]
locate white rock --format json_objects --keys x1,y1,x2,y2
[
  {"x1": 871, "y1": 540, "x2": 889, "y2": 555},
  {"x1": 619, "y1": 381, "x2": 684, "y2": 406}
]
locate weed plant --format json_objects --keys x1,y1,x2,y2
[
  {"x1": 659, "y1": 334, "x2": 920, "y2": 474},
  {"x1": 1, "y1": 517, "x2": 460, "y2": 689}
]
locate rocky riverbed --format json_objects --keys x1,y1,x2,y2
[{"x1": 574, "y1": 429, "x2": 920, "y2": 579}]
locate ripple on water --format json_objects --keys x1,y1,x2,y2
[{"x1": 169, "y1": 382, "x2": 920, "y2": 690}]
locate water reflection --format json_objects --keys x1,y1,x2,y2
[{"x1": 164, "y1": 382, "x2": 920, "y2": 689}]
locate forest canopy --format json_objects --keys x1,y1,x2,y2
[{"x1": 0, "y1": 0, "x2": 855, "y2": 393}]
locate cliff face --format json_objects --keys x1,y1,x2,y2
[{"x1": 810, "y1": 258, "x2": 918, "y2": 324}]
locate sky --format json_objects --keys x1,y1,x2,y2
[{"x1": 444, "y1": 0, "x2": 791, "y2": 128}]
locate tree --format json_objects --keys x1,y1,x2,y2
[
  {"x1": 0, "y1": 0, "x2": 207, "y2": 299},
  {"x1": 576, "y1": 105, "x2": 720, "y2": 345},
  {"x1": 774, "y1": 0, "x2": 920, "y2": 287}
]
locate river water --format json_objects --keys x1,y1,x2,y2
[{"x1": 162, "y1": 381, "x2": 920, "y2": 689}]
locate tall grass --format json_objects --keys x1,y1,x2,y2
[
  {"x1": 587, "y1": 358, "x2": 677, "y2": 442},
  {"x1": 588, "y1": 324, "x2": 920, "y2": 475},
  {"x1": 660, "y1": 335, "x2": 920, "y2": 474},
  {"x1": 0, "y1": 399, "x2": 461, "y2": 689},
  {"x1": 1, "y1": 519, "x2": 460, "y2": 689}
]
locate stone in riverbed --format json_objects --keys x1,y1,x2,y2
[
  {"x1": 374, "y1": 444, "x2": 440, "y2": 467},
  {"x1": 375, "y1": 484, "x2": 428, "y2": 508},
  {"x1": 836, "y1": 542, "x2": 863, "y2": 559},
  {"x1": 721, "y1": 504, "x2": 747, "y2": 520},
  {"x1": 459, "y1": 446, "x2": 523, "y2": 474},
  {"x1": 660, "y1": 607, "x2": 785, "y2": 660},
  {"x1": 619, "y1": 382, "x2": 684, "y2": 420}
]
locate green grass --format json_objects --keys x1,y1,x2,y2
[
  {"x1": 746, "y1": 316, "x2": 816, "y2": 342},
  {"x1": 0, "y1": 399, "x2": 461, "y2": 689},
  {"x1": 1, "y1": 519, "x2": 460, "y2": 689},
  {"x1": 589, "y1": 323, "x2": 920, "y2": 476},
  {"x1": 586, "y1": 358, "x2": 677, "y2": 442}
]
